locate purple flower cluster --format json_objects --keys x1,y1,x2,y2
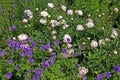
[
  {"x1": 40, "y1": 41, "x2": 51, "y2": 51},
  {"x1": 43, "y1": 52, "x2": 56, "y2": 69},
  {"x1": 96, "y1": 72, "x2": 111, "y2": 80}
]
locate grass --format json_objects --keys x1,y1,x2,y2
[{"x1": 0, "y1": 0, "x2": 120, "y2": 80}]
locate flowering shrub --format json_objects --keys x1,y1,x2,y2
[{"x1": 0, "y1": 0, "x2": 120, "y2": 80}]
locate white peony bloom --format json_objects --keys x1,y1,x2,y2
[
  {"x1": 114, "y1": 8, "x2": 119, "y2": 13},
  {"x1": 22, "y1": 19, "x2": 28, "y2": 23},
  {"x1": 18, "y1": 34, "x2": 28, "y2": 41},
  {"x1": 57, "y1": 15, "x2": 63, "y2": 20},
  {"x1": 63, "y1": 34, "x2": 72, "y2": 43},
  {"x1": 40, "y1": 18, "x2": 47, "y2": 25},
  {"x1": 40, "y1": 11, "x2": 49, "y2": 17},
  {"x1": 50, "y1": 20, "x2": 60, "y2": 27},
  {"x1": 67, "y1": 10, "x2": 73, "y2": 15},
  {"x1": 86, "y1": 21, "x2": 94, "y2": 28},
  {"x1": 61, "y1": 5, "x2": 67, "y2": 11},
  {"x1": 24, "y1": 9, "x2": 33, "y2": 17},
  {"x1": 90, "y1": 40, "x2": 98, "y2": 48},
  {"x1": 78, "y1": 67, "x2": 88, "y2": 78},
  {"x1": 76, "y1": 25, "x2": 84, "y2": 31},
  {"x1": 47, "y1": 3, "x2": 54, "y2": 8},
  {"x1": 111, "y1": 28, "x2": 118, "y2": 38},
  {"x1": 75, "y1": 10, "x2": 83, "y2": 16}
]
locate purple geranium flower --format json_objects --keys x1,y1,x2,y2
[
  {"x1": 26, "y1": 50, "x2": 33, "y2": 57},
  {"x1": 43, "y1": 61, "x2": 50, "y2": 68},
  {"x1": 11, "y1": 25, "x2": 16, "y2": 30},
  {"x1": 104, "y1": 71, "x2": 111, "y2": 78},
  {"x1": 54, "y1": 40, "x2": 59, "y2": 46},
  {"x1": 8, "y1": 59, "x2": 13, "y2": 65},
  {"x1": 28, "y1": 37, "x2": 34, "y2": 42},
  {"x1": 23, "y1": 71, "x2": 28, "y2": 78},
  {"x1": 0, "y1": 49, "x2": 5, "y2": 57},
  {"x1": 15, "y1": 64, "x2": 19, "y2": 70},
  {"x1": 74, "y1": 64, "x2": 79, "y2": 69},
  {"x1": 114, "y1": 66, "x2": 120, "y2": 72},
  {"x1": 83, "y1": 76, "x2": 87, "y2": 80},
  {"x1": 19, "y1": 51, "x2": 24, "y2": 57},
  {"x1": 28, "y1": 58, "x2": 34, "y2": 63},
  {"x1": 96, "y1": 74, "x2": 103, "y2": 80},
  {"x1": 62, "y1": 48, "x2": 67, "y2": 53},
  {"x1": 36, "y1": 68, "x2": 42, "y2": 76},
  {"x1": 67, "y1": 38, "x2": 71, "y2": 43},
  {"x1": 40, "y1": 45, "x2": 45, "y2": 50},
  {"x1": 5, "y1": 72, "x2": 12, "y2": 79},
  {"x1": 45, "y1": 41, "x2": 51, "y2": 50}
]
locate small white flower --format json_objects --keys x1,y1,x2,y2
[
  {"x1": 105, "y1": 38, "x2": 110, "y2": 42},
  {"x1": 87, "y1": 18, "x2": 93, "y2": 22},
  {"x1": 24, "y1": 9, "x2": 33, "y2": 17},
  {"x1": 67, "y1": 44, "x2": 72, "y2": 48},
  {"x1": 18, "y1": 34, "x2": 28, "y2": 41},
  {"x1": 51, "y1": 31, "x2": 57, "y2": 35},
  {"x1": 63, "y1": 24, "x2": 69, "y2": 28},
  {"x1": 111, "y1": 28, "x2": 118, "y2": 38},
  {"x1": 76, "y1": 25, "x2": 84, "y2": 31},
  {"x1": 90, "y1": 40, "x2": 98, "y2": 48},
  {"x1": 71, "y1": 18, "x2": 74, "y2": 20},
  {"x1": 67, "y1": 10, "x2": 73, "y2": 15},
  {"x1": 35, "y1": 8, "x2": 39, "y2": 11},
  {"x1": 13, "y1": 37, "x2": 16, "y2": 40},
  {"x1": 86, "y1": 21, "x2": 94, "y2": 28},
  {"x1": 40, "y1": 11, "x2": 49, "y2": 17},
  {"x1": 63, "y1": 26, "x2": 66, "y2": 29},
  {"x1": 22, "y1": 19, "x2": 28, "y2": 23},
  {"x1": 61, "y1": 5, "x2": 67, "y2": 11},
  {"x1": 78, "y1": 67, "x2": 88, "y2": 78},
  {"x1": 60, "y1": 19, "x2": 66, "y2": 24},
  {"x1": 47, "y1": 3, "x2": 54, "y2": 8},
  {"x1": 75, "y1": 10, "x2": 83, "y2": 16},
  {"x1": 57, "y1": 15, "x2": 63, "y2": 20},
  {"x1": 40, "y1": 18, "x2": 47, "y2": 25},
  {"x1": 114, "y1": 8, "x2": 119, "y2": 13},
  {"x1": 82, "y1": 42, "x2": 86, "y2": 45},
  {"x1": 114, "y1": 50, "x2": 117, "y2": 55},
  {"x1": 29, "y1": 15, "x2": 33, "y2": 20},
  {"x1": 87, "y1": 37, "x2": 91, "y2": 40},
  {"x1": 88, "y1": 14, "x2": 91, "y2": 17},
  {"x1": 50, "y1": 20, "x2": 60, "y2": 27},
  {"x1": 98, "y1": 39, "x2": 105, "y2": 46},
  {"x1": 48, "y1": 48, "x2": 53, "y2": 53},
  {"x1": 52, "y1": 35, "x2": 56, "y2": 40},
  {"x1": 63, "y1": 34, "x2": 72, "y2": 43}
]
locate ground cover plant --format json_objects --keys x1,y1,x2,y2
[{"x1": 0, "y1": 0, "x2": 120, "y2": 80}]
